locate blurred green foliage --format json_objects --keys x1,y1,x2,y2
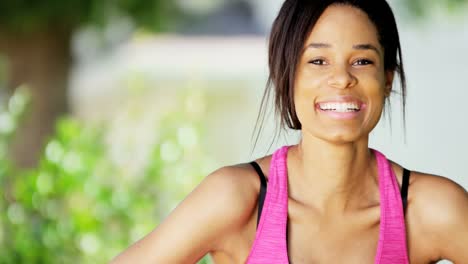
[
  {"x1": 0, "y1": 88, "x2": 213, "y2": 263},
  {"x1": 0, "y1": 0, "x2": 179, "y2": 33},
  {"x1": 400, "y1": 0, "x2": 468, "y2": 17}
]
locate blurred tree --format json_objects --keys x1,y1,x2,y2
[
  {"x1": 401, "y1": 0, "x2": 468, "y2": 17},
  {"x1": 0, "y1": 88, "x2": 214, "y2": 263},
  {"x1": 0, "y1": 0, "x2": 179, "y2": 168}
]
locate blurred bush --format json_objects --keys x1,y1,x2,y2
[{"x1": 0, "y1": 87, "x2": 213, "y2": 263}]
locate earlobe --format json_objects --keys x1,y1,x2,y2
[
  {"x1": 385, "y1": 85, "x2": 392, "y2": 98},
  {"x1": 385, "y1": 71, "x2": 395, "y2": 97}
]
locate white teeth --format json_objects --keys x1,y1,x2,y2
[{"x1": 319, "y1": 102, "x2": 360, "y2": 112}]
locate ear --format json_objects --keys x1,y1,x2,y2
[{"x1": 384, "y1": 70, "x2": 394, "y2": 97}]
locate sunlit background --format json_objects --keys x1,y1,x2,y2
[{"x1": 0, "y1": 0, "x2": 467, "y2": 263}]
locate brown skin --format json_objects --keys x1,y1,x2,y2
[{"x1": 111, "y1": 5, "x2": 468, "y2": 264}]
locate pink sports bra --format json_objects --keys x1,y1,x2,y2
[{"x1": 246, "y1": 145, "x2": 410, "y2": 264}]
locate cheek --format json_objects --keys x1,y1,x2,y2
[
  {"x1": 294, "y1": 71, "x2": 318, "y2": 99},
  {"x1": 294, "y1": 69, "x2": 327, "y2": 98},
  {"x1": 354, "y1": 70, "x2": 387, "y2": 98},
  {"x1": 358, "y1": 74, "x2": 387, "y2": 124},
  {"x1": 293, "y1": 71, "x2": 327, "y2": 124}
]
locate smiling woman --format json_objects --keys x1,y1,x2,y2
[
  {"x1": 110, "y1": 1, "x2": 468, "y2": 264},
  {"x1": 292, "y1": 4, "x2": 394, "y2": 145}
]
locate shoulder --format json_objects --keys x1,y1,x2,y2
[
  {"x1": 193, "y1": 157, "x2": 274, "y2": 231},
  {"x1": 203, "y1": 163, "x2": 261, "y2": 215},
  {"x1": 408, "y1": 171, "x2": 467, "y2": 224},
  {"x1": 111, "y1": 162, "x2": 266, "y2": 263},
  {"x1": 184, "y1": 160, "x2": 271, "y2": 251},
  {"x1": 406, "y1": 171, "x2": 468, "y2": 262},
  {"x1": 193, "y1": 163, "x2": 263, "y2": 227}
]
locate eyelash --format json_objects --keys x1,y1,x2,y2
[
  {"x1": 309, "y1": 59, "x2": 327, "y2": 65},
  {"x1": 353, "y1": 59, "x2": 374, "y2": 66},
  {"x1": 308, "y1": 59, "x2": 374, "y2": 66}
]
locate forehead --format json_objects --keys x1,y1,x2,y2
[{"x1": 305, "y1": 4, "x2": 381, "y2": 49}]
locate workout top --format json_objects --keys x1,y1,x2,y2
[{"x1": 246, "y1": 145, "x2": 410, "y2": 264}]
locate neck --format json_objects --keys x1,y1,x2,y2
[{"x1": 289, "y1": 135, "x2": 377, "y2": 213}]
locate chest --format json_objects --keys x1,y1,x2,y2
[
  {"x1": 286, "y1": 203, "x2": 381, "y2": 264},
  {"x1": 214, "y1": 205, "x2": 382, "y2": 264}
]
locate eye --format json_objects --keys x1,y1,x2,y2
[
  {"x1": 353, "y1": 59, "x2": 374, "y2": 66},
  {"x1": 309, "y1": 59, "x2": 328, "y2": 65}
]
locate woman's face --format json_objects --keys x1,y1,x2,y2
[{"x1": 294, "y1": 4, "x2": 393, "y2": 144}]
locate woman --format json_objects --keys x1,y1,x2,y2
[{"x1": 111, "y1": 0, "x2": 468, "y2": 263}]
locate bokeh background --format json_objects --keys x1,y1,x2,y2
[{"x1": 0, "y1": 0, "x2": 466, "y2": 263}]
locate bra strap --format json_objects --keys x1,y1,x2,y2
[
  {"x1": 401, "y1": 168, "x2": 411, "y2": 215},
  {"x1": 250, "y1": 161, "x2": 267, "y2": 227}
]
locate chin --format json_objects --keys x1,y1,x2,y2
[
  {"x1": 323, "y1": 134, "x2": 364, "y2": 145},
  {"x1": 307, "y1": 126, "x2": 368, "y2": 145}
]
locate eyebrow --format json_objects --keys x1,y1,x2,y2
[
  {"x1": 307, "y1": 43, "x2": 332, "y2": 49},
  {"x1": 306, "y1": 42, "x2": 381, "y2": 56},
  {"x1": 352, "y1": 44, "x2": 381, "y2": 55}
]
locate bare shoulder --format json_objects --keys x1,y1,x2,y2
[
  {"x1": 408, "y1": 171, "x2": 467, "y2": 223},
  {"x1": 110, "y1": 163, "x2": 264, "y2": 263},
  {"x1": 406, "y1": 171, "x2": 468, "y2": 262},
  {"x1": 202, "y1": 163, "x2": 262, "y2": 222},
  {"x1": 180, "y1": 162, "x2": 264, "y2": 239}
]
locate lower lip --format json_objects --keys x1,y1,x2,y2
[{"x1": 316, "y1": 107, "x2": 364, "y2": 120}]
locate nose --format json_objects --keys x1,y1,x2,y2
[{"x1": 327, "y1": 64, "x2": 357, "y2": 89}]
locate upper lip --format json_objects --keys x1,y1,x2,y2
[{"x1": 316, "y1": 95, "x2": 364, "y2": 105}]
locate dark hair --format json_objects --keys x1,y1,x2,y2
[{"x1": 252, "y1": 0, "x2": 406, "y2": 152}]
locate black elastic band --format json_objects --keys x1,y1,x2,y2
[
  {"x1": 250, "y1": 161, "x2": 267, "y2": 227},
  {"x1": 401, "y1": 168, "x2": 411, "y2": 215}
]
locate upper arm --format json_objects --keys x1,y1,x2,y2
[
  {"x1": 110, "y1": 165, "x2": 258, "y2": 264},
  {"x1": 410, "y1": 173, "x2": 468, "y2": 263}
]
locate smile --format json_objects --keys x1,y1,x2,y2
[{"x1": 317, "y1": 102, "x2": 361, "y2": 112}]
